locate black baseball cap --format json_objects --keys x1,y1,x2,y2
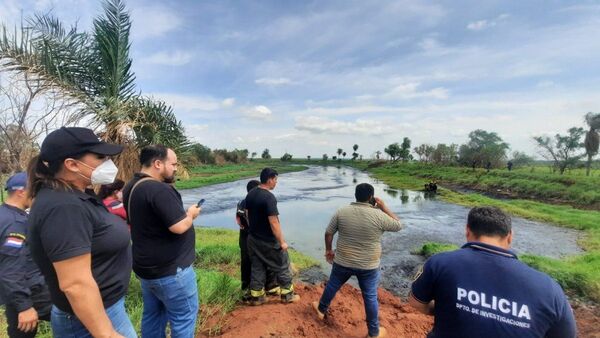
[{"x1": 40, "y1": 127, "x2": 123, "y2": 162}]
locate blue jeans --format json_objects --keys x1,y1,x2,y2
[
  {"x1": 140, "y1": 266, "x2": 199, "y2": 338},
  {"x1": 318, "y1": 263, "x2": 381, "y2": 337},
  {"x1": 50, "y1": 296, "x2": 136, "y2": 338}
]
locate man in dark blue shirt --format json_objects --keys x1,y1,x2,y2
[
  {"x1": 0, "y1": 173, "x2": 51, "y2": 338},
  {"x1": 409, "y1": 206, "x2": 576, "y2": 338}
]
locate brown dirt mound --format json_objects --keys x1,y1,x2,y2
[{"x1": 199, "y1": 283, "x2": 433, "y2": 338}]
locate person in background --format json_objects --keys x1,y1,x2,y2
[
  {"x1": 236, "y1": 179, "x2": 279, "y2": 302},
  {"x1": 27, "y1": 127, "x2": 135, "y2": 338},
  {"x1": 0, "y1": 172, "x2": 52, "y2": 338},
  {"x1": 409, "y1": 206, "x2": 576, "y2": 338},
  {"x1": 312, "y1": 183, "x2": 403, "y2": 338},
  {"x1": 99, "y1": 179, "x2": 127, "y2": 222},
  {"x1": 245, "y1": 168, "x2": 300, "y2": 305}
]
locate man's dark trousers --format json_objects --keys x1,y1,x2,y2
[
  {"x1": 247, "y1": 234, "x2": 293, "y2": 296},
  {"x1": 4, "y1": 284, "x2": 51, "y2": 338}
]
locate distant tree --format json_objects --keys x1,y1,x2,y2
[
  {"x1": 342, "y1": 151, "x2": 347, "y2": 159},
  {"x1": 332, "y1": 155, "x2": 338, "y2": 160},
  {"x1": 337, "y1": 148, "x2": 343, "y2": 157},
  {"x1": 307, "y1": 155, "x2": 311, "y2": 160},
  {"x1": 432, "y1": 143, "x2": 458, "y2": 165},
  {"x1": 414, "y1": 144, "x2": 435, "y2": 163},
  {"x1": 352, "y1": 152, "x2": 358, "y2": 160},
  {"x1": 359, "y1": 155, "x2": 363, "y2": 160},
  {"x1": 375, "y1": 150, "x2": 382, "y2": 159},
  {"x1": 187, "y1": 143, "x2": 213, "y2": 165},
  {"x1": 458, "y1": 130, "x2": 509, "y2": 168},
  {"x1": 584, "y1": 112, "x2": 600, "y2": 176},
  {"x1": 353, "y1": 144, "x2": 359, "y2": 158},
  {"x1": 280, "y1": 153, "x2": 293, "y2": 161},
  {"x1": 384, "y1": 143, "x2": 402, "y2": 161},
  {"x1": 322, "y1": 154, "x2": 328, "y2": 161},
  {"x1": 509, "y1": 151, "x2": 534, "y2": 168},
  {"x1": 251, "y1": 152, "x2": 257, "y2": 161},
  {"x1": 261, "y1": 148, "x2": 271, "y2": 159},
  {"x1": 399, "y1": 137, "x2": 412, "y2": 161},
  {"x1": 534, "y1": 127, "x2": 585, "y2": 175}
]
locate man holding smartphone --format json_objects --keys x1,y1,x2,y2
[{"x1": 312, "y1": 183, "x2": 402, "y2": 338}]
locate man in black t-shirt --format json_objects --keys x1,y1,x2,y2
[
  {"x1": 123, "y1": 145, "x2": 201, "y2": 338},
  {"x1": 245, "y1": 168, "x2": 300, "y2": 305},
  {"x1": 236, "y1": 180, "x2": 278, "y2": 301}
]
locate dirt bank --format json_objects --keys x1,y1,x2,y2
[{"x1": 200, "y1": 283, "x2": 599, "y2": 338}]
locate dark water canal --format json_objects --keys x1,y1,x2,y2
[{"x1": 181, "y1": 166, "x2": 581, "y2": 296}]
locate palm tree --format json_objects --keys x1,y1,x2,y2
[
  {"x1": 337, "y1": 148, "x2": 343, "y2": 157},
  {"x1": 0, "y1": 0, "x2": 187, "y2": 179},
  {"x1": 584, "y1": 112, "x2": 600, "y2": 176}
]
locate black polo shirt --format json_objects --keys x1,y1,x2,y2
[
  {"x1": 28, "y1": 187, "x2": 132, "y2": 314},
  {"x1": 123, "y1": 173, "x2": 193, "y2": 279},
  {"x1": 245, "y1": 187, "x2": 279, "y2": 242}
]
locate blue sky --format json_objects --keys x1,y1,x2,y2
[{"x1": 2, "y1": 0, "x2": 600, "y2": 158}]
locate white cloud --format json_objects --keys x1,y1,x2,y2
[
  {"x1": 255, "y1": 77, "x2": 294, "y2": 86},
  {"x1": 140, "y1": 50, "x2": 193, "y2": 66},
  {"x1": 222, "y1": 98, "x2": 235, "y2": 107},
  {"x1": 385, "y1": 82, "x2": 449, "y2": 100},
  {"x1": 131, "y1": 5, "x2": 183, "y2": 40},
  {"x1": 295, "y1": 116, "x2": 396, "y2": 136},
  {"x1": 467, "y1": 14, "x2": 509, "y2": 31},
  {"x1": 244, "y1": 105, "x2": 273, "y2": 120}
]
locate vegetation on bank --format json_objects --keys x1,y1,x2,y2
[
  {"x1": 352, "y1": 160, "x2": 600, "y2": 302},
  {"x1": 175, "y1": 161, "x2": 308, "y2": 190},
  {"x1": 0, "y1": 228, "x2": 320, "y2": 337}
]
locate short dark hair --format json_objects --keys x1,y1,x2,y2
[
  {"x1": 260, "y1": 168, "x2": 278, "y2": 184},
  {"x1": 98, "y1": 179, "x2": 125, "y2": 200},
  {"x1": 140, "y1": 145, "x2": 169, "y2": 167},
  {"x1": 467, "y1": 206, "x2": 512, "y2": 238},
  {"x1": 355, "y1": 183, "x2": 374, "y2": 202},
  {"x1": 247, "y1": 179, "x2": 260, "y2": 192}
]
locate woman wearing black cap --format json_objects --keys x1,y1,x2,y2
[{"x1": 27, "y1": 127, "x2": 135, "y2": 338}]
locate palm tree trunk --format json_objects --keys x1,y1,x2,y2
[{"x1": 587, "y1": 154, "x2": 592, "y2": 176}]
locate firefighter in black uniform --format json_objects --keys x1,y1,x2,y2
[{"x1": 0, "y1": 172, "x2": 51, "y2": 337}]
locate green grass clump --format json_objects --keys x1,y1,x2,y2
[{"x1": 417, "y1": 242, "x2": 459, "y2": 257}]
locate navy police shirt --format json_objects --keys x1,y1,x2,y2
[{"x1": 411, "y1": 242, "x2": 576, "y2": 338}]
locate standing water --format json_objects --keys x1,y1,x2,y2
[{"x1": 181, "y1": 166, "x2": 581, "y2": 295}]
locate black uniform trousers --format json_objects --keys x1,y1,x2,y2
[
  {"x1": 4, "y1": 284, "x2": 51, "y2": 338},
  {"x1": 239, "y1": 230, "x2": 277, "y2": 291},
  {"x1": 247, "y1": 234, "x2": 293, "y2": 296}
]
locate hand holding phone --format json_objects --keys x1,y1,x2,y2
[{"x1": 197, "y1": 199, "x2": 205, "y2": 207}]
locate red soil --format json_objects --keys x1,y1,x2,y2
[{"x1": 199, "y1": 283, "x2": 600, "y2": 338}]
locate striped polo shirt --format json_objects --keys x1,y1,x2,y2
[{"x1": 326, "y1": 202, "x2": 402, "y2": 270}]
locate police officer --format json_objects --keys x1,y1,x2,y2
[
  {"x1": 0, "y1": 172, "x2": 51, "y2": 338},
  {"x1": 409, "y1": 206, "x2": 576, "y2": 338}
]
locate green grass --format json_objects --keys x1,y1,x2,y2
[
  {"x1": 176, "y1": 161, "x2": 307, "y2": 190},
  {"x1": 0, "y1": 227, "x2": 319, "y2": 337}
]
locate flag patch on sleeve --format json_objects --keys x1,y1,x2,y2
[{"x1": 4, "y1": 237, "x2": 24, "y2": 248}]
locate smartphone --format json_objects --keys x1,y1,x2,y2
[
  {"x1": 369, "y1": 197, "x2": 376, "y2": 206},
  {"x1": 197, "y1": 199, "x2": 205, "y2": 207}
]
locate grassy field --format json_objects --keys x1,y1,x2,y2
[
  {"x1": 176, "y1": 161, "x2": 307, "y2": 190},
  {"x1": 0, "y1": 227, "x2": 319, "y2": 337},
  {"x1": 350, "y1": 161, "x2": 600, "y2": 302}
]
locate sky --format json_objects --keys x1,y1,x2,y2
[{"x1": 1, "y1": 0, "x2": 600, "y2": 158}]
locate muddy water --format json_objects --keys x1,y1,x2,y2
[{"x1": 181, "y1": 165, "x2": 582, "y2": 296}]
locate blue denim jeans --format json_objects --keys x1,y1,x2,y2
[
  {"x1": 318, "y1": 263, "x2": 381, "y2": 337},
  {"x1": 50, "y1": 296, "x2": 136, "y2": 338},
  {"x1": 140, "y1": 266, "x2": 199, "y2": 338}
]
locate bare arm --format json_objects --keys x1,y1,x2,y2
[
  {"x1": 324, "y1": 232, "x2": 335, "y2": 263},
  {"x1": 375, "y1": 197, "x2": 399, "y2": 221},
  {"x1": 53, "y1": 254, "x2": 124, "y2": 338},
  {"x1": 169, "y1": 205, "x2": 201, "y2": 234},
  {"x1": 268, "y1": 215, "x2": 287, "y2": 250},
  {"x1": 408, "y1": 293, "x2": 434, "y2": 315}
]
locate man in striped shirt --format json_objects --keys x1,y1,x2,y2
[{"x1": 312, "y1": 183, "x2": 403, "y2": 338}]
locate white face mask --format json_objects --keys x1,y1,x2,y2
[{"x1": 78, "y1": 159, "x2": 119, "y2": 185}]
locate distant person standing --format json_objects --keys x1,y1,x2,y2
[
  {"x1": 245, "y1": 168, "x2": 300, "y2": 305},
  {"x1": 312, "y1": 183, "x2": 403, "y2": 338},
  {"x1": 409, "y1": 206, "x2": 576, "y2": 338},
  {"x1": 123, "y1": 145, "x2": 201, "y2": 338},
  {"x1": 0, "y1": 172, "x2": 51, "y2": 338}
]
